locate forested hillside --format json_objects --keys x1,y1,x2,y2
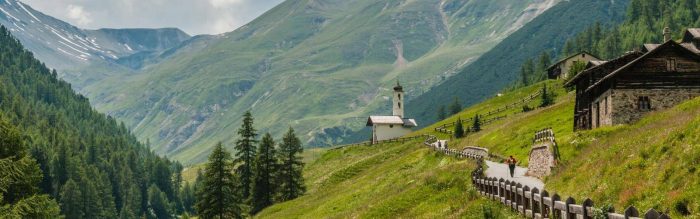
[
  {"x1": 0, "y1": 26, "x2": 187, "y2": 218},
  {"x1": 561, "y1": 0, "x2": 700, "y2": 59},
  {"x1": 408, "y1": 0, "x2": 629, "y2": 127}
]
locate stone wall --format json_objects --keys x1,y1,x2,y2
[
  {"x1": 527, "y1": 128, "x2": 558, "y2": 179},
  {"x1": 611, "y1": 88, "x2": 700, "y2": 125},
  {"x1": 527, "y1": 142, "x2": 557, "y2": 179},
  {"x1": 462, "y1": 146, "x2": 489, "y2": 158}
]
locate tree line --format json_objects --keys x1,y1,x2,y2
[
  {"x1": 193, "y1": 111, "x2": 306, "y2": 218},
  {"x1": 0, "y1": 25, "x2": 188, "y2": 218}
]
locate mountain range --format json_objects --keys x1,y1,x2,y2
[
  {"x1": 2, "y1": 0, "x2": 635, "y2": 164},
  {"x1": 0, "y1": 0, "x2": 566, "y2": 163}
]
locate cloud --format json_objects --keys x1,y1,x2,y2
[
  {"x1": 209, "y1": 0, "x2": 244, "y2": 8},
  {"x1": 21, "y1": 0, "x2": 284, "y2": 35},
  {"x1": 66, "y1": 4, "x2": 91, "y2": 26}
]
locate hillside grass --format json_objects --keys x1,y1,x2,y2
[
  {"x1": 256, "y1": 140, "x2": 518, "y2": 218},
  {"x1": 415, "y1": 79, "x2": 700, "y2": 217},
  {"x1": 545, "y1": 98, "x2": 700, "y2": 218},
  {"x1": 413, "y1": 80, "x2": 570, "y2": 165}
]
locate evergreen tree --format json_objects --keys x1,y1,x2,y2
[
  {"x1": 454, "y1": 118, "x2": 464, "y2": 138},
  {"x1": 436, "y1": 105, "x2": 447, "y2": 121},
  {"x1": 147, "y1": 184, "x2": 173, "y2": 219},
  {"x1": 60, "y1": 179, "x2": 84, "y2": 218},
  {"x1": 0, "y1": 116, "x2": 60, "y2": 218},
  {"x1": 180, "y1": 182, "x2": 196, "y2": 215},
  {"x1": 196, "y1": 143, "x2": 244, "y2": 219},
  {"x1": 540, "y1": 85, "x2": 554, "y2": 107},
  {"x1": 520, "y1": 59, "x2": 535, "y2": 86},
  {"x1": 276, "y1": 128, "x2": 306, "y2": 201},
  {"x1": 535, "y1": 51, "x2": 551, "y2": 81},
  {"x1": 250, "y1": 133, "x2": 278, "y2": 214},
  {"x1": 472, "y1": 114, "x2": 482, "y2": 132},
  {"x1": 234, "y1": 111, "x2": 257, "y2": 200},
  {"x1": 449, "y1": 97, "x2": 462, "y2": 115}
]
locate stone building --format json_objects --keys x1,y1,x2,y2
[
  {"x1": 547, "y1": 51, "x2": 601, "y2": 79},
  {"x1": 366, "y1": 82, "x2": 417, "y2": 143},
  {"x1": 567, "y1": 28, "x2": 700, "y2": 130}
]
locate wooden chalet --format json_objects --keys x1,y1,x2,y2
[
  {"x1": 566, "y1": 28, "x2": 700, "y2": 130},
  {"x1": 547, "y1": 51, "x2": 601, "y2": 79}
]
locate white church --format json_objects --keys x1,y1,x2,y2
[{"x1": 366, "y1": 81, "x2": 418, "y2": 144}]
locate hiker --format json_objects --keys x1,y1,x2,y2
[
  {"x1": 506, "y1": 156, "x2": 517, "y2": 177},
  {"x1": 437, "y1": 141, "x2": 442, "y2": 149},
  {"x1": 444, "y1": 141, "x2": 448, "y2": 149}
]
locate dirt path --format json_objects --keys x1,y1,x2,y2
[{"x1": 484, "y1": 160, "x2": 544, "y2": 189}]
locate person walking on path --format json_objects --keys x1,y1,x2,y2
[{"x1": 506, "y1": 156, "x2": 517, "y2": 177}]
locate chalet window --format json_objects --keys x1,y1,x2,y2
[
  {"x1": 582, "y1": 53, "x2": 586, "y2": 58},
  {"x1": 389, "y1": 125, "x2": 394, "y2": 128},
  {"x1": 398, "y1": 94, "x2": 401, "y2": 100},
  {"x1": 667, "y1": 58, "x2": 677, "y2": 72},
  {"x1": 398, "y1": 102, "x2": 401, "y2": 109},
  {"x1": 638, "y1": 96, "x2": 651, "y2": 110}
]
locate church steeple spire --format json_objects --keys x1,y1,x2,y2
[{"x1": 392, "y1": 80, "x2": 404, "y2": 118}]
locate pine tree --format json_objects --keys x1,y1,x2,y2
[
  {"x1": 0, "y1": 116, "x2": 60, "y2": 218},
  {"x1": 520, "y1": 59, "x2": 535, "y2": 86},
  {"x1": 276, "y1": 128, "x2": 305, "y2": 202},
  {"x1": 148, "y1": 184, "x2": 173, "y2": 219},
  {"x1": 60, "y1": 179, "x2": 84, "y2": 218},
  {"x1": 234, "y1": 111, "x2": 257, "y2": 200},
  {"x1": 540, "y1": 85, "x2": 554, "y2": 107},
  {"x1": 180, "y1": 182, "x2": 196, "y2": 215},
  {"x1": 449, "y1": 97, "x2": 462, "y2": 115},
  {"x1": 196, "y1": 143, "x2": 244, "y2": 219},
  {"x1": 436, "y1": 105, "x2": 447, "y2": 121},
  {"x1": 536, "y1": 51, "x2": 551, "y2": 81},
  {"x1": 454, "y1": 118, "x2": 464, "y2": 138},
  {"x1": 250, "y1": 133, "x2": 278, "y2": 214},
  {"x1": 472, "y1": 114, "x2": 482, "y2": 132}
]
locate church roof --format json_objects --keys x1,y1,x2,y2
[
  {"x1": 393, "y1": 81, "x2": 403, "y2": 92},
  {"x1": 366, "y1": 116, "x2": 417, "y2": 127}
]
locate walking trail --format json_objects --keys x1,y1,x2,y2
[{"x1": 484, "y1": 160, "x2": 544, "y2": 189}]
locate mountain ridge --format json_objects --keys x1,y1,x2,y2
[{"x1": 79, "y1": 0, "x2": 561, "y2": 164}]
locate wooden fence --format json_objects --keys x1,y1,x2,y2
[
  {"x1": 435, "y1": 115, "x2": 508, "y2": 134},
  {"x1": 434, "y1": 90, "x2": 542, "y2": 134},
  {"x1": 330, "y1": 134, "x2": 429, "y2": 150},
  {"x1": 471, "y1": 175, "x2": 670, "y2": 219},
  {"x1": 426, "y1": 142, "x2": 671, "y2": 219}
]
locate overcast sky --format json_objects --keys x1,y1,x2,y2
[{"x1": 22, "y1": 0, "x2": 284, "y2": 35}]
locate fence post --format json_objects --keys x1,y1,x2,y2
[
  {"x1": 531, "y1": 187, "x2": 541, "y2": 218},
  {"x1": 499, "y1": 178, "x2": 506, "y2": 204},
  {"x1": 643, "y1": 209, "x2": 659, "y2": 219},
  {"x1": 541, "y1": 190, "x2": 551, "y2": 218},
  {"x1": 582, "y1": 198, "x2": 593, "y2": 219},
  {"x1": 551, "y1": 193, "x2": 561, "y2": 219},
  {"x1": 523, "y1": 186, "x2": 531, "y2": 216},
  {"x1": 624, "y1": 206, "x2": 639, "y2": 218},
  {"x1": 565, "y1": 197, "x2": 575, "y2": 219}
]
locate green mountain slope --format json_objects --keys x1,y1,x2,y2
[
  {"x1": 84, "y1": 0, "x2": 562, "y2": 163},
  {"x1": 0, "y1": 26, "x2": 184, "y2": 217},
  {"x1": 408, "y1": 0, "x2": 629, "y2": 127},
  {"x1": 255, "y1": 139, "x2": 516, "y2": 218},
  {"x1": 412, "y1": 79, "x2": 700, "y2": 217}
]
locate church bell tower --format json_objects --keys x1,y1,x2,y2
[{"x1": 393, "y1": 81, "x2": 404, "y2": 118}]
